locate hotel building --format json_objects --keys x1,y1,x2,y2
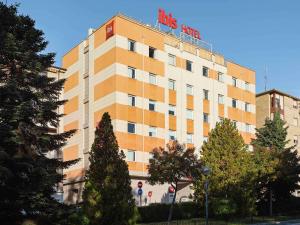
[{"x1": 60, "y1": 13, "x2": 256, "y2": 204}]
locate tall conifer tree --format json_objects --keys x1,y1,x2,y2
[
  {"x1": 82, "y1": 112, "x2": 137, "y2": 225},
  {"x1": 0, "y1": 3, "x2": 78, "y2": 224}
]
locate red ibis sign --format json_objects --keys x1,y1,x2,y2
[{"x1": 158, "y1": 8, "x2": 201, "y2": 40}]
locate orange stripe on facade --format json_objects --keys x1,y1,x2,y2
[
  {"x1": 63, "y1": 144, "x2": 79, "y2": 161},
  {"x1": 203, "y1": 100, "x2": 210, "y2": 113},
  {"x1": 187, "y1": 95, "x2": 194, "y2": 110},
  {"x1": 187, "y1": 119, "x2": 194, "y2": 133},
  {"x1": 94, "y1": 18, "x2": 115, "y2": 49},
  {"x1": 227, "y1": 85, "x2": 255, "y2": 104},
  {"x1": 209, "y1": 69, "x2": 218, "y2": 80},
  {"x1": 94, "y1": 103, "x2": 165, "y2": 128},
  {"x1": 169, "y1": 116, "x2": 176, "y2": 130},
  {"x1": 64, "y1": 71, "x2": 79, "y2": 93},
  {"x1": 227, "y1": 61, "x2": 255, "y2": 84},
  {"x1": 127, "y1": 161, "x2": 148, "y2": 172},
  {"x1": 64, "y1": 96, "x2": 79, "y2": 115},
  {"x1": 64, "y1": 168, "x2": 85, "y2": 180},
  {"x1": 203, "y1": 123, "x2": 210, "y2": 136},
  {"x1": 62, "y1": 45, "x2": 79, "y2": 68},
  {"x1": 218, "y1": 104, "x2": 225, "y2": 117},
  {"x1": 240, "y1": 132, "x2": 255, "y2": 145},
  {"x1": 94, "y1": 75, "x2": 165, "y2": 102},
  {"x1": 64, "y1": 120, "x2": 79, "y2": 132},
  {"x1": 169, "y1": 90, "x2": 176, "y2": 105},
  {"x1": 227, "y1": 107, "x2": 256, "y2": 125}
]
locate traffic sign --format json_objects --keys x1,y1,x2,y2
[
  {"x1": 148, "y1": 191, "x2": 152, "y2": 197},
  {"x1": 138, "y1": 188, "x2": 143, "y2": 196},
  {"x1": 168, "y1": 186, "x2": 175, "y2": 193},
  {"x1": 138, "y1": 181, "x2": 143, "y2": 188}
]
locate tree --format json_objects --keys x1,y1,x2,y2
[
  {"x1": 252, "y1": 112, "x2": 300, "y2": 215},
  {"x1": 0, "y1": 3, "x2": 78, "y2": 224},
  {"x1": 82, "y1": 112, "x2": 137, "y2": 225},
  {"x1": 148, "y1": 141, "x2": 202, "y2": 224},
  {"x1": 194, "y1": 119, "x2": 258, "y2": 217}
]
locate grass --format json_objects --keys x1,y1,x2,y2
[{"x1": 139, "y1": 215, "x2": 300, "y2": 225}]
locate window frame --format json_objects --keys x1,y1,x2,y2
[
  {"x1": 203, "y1": 113, "x2": 209, "y2": 123},
  {"x1": 169, "y1": 104, "x2": 176, "y2": 116},
  {"x1": 128, "y1": 94, "x2": 136, "y2": 107},
  {"x1": 186, "y1": 60, "x2": 192, "y2": 72},
  {"x1": 186, "y1": 84, "x2": 193, "y2": 96},
  {"x1": 149, "y1": 73, "x2": 157, "y2": 85},
  {"x1": 128, "y1": 39, "x2": 136, "y2": 52},
  {"x1": 202, "y1": 66, "x2": 209, "y2": 77},
  {"x1": 126, "y1": 150, "x2": 136, "y2": 161},
  {"x1": 168, "y1": 54, "x2": 176, "y2": 66},
  {"x1": 127, "y1": 122, "x2": 135, "y2": 134},
  {"x1": 187, "y1": 109, "x2": 194, "y2": 120},
  {"x1": 168, "y1": 79, "x2": 176, "y2": 90},
  {"x1": 149, "y1": 126, "x2": 157, "y2": 137},
  {"x1": 203, "y1": 89, "x2": 209, "y2": 100},
  {"x1": 187, "y1": 133, "x2": 193, "y2": 144},
  {"x1": 149, "y1": 99, "x2": 156, "y2": 111},
  {"x1": 218, "y1": 94, "x2": 224, "y2": 104},
  {"x1": 232, "y1": 99, "x2": 237, "y2": 108},
  {"x1": 232, "y1": 77, "x2": 237, "y2": 87},
  {"x1": 128, "y1": 66, "x2": 136, "y2": 79}
]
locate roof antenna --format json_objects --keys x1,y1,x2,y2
[{"x1": 264, "y1": 65, "x2": 268, "y2": 91}]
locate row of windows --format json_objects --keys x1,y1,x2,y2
[{"x1": 128, "y1": 39, "x2": 156, "y2": 59}]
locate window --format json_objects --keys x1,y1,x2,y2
[
  {"x1": 218, "y1": 72, "x2": 224, "y2": 82},
  {"x1": 187, "y1": 109, "x2": 194, "y2": 120},
  {"x1": 186, "y1": 60, "x2": 192, "y2": 72},
  {"x1": 203, "y1": 113, "x2": 209, "y2": 123},
  {"x1": 169, "y1": 130, "x2": 176, "y2": 140},
  {"x1": 294, "y1": 136, "x2": 298, "y2": 145},
  {"x1": 203, "y1": 66, "x2": 209, "y2": 77},
  {"x1": 149, "y1": 47, "x2": 156, "y2": 58},
  {"x1": 203, "y1": 137, "x2": 208, "y2": 143},
  {"x1": 246, "y1": 123, "x2": 250, "y2": 132},
  {"x1": 169, "y1": 104, "x2": 176, "y2": 116},
  {"x1": 149, "y1": 126, "x2": 157, "y2": 137},
  {"x1": 245, "y1": 103, "x2": 250, "y2": 112},
  {"x1": 232, "y1": 120, "x2": 237, "y2": 127},
  {"x1": 149, "y1": 73, "x2": 157, "y2": 85},
  {"x1": 168, "y1": 54, "x2": 176, "y2": 66},
  {"x1": 128, "y1": 95, "x2": 136, "y2": 106},
  {"x1": 232, "y1": 99, "x2": 237, "y2": 108},
  {"x1": 127, "y1": 122, "x2": 135, "y2": 133},
  {"x1": 245, "y1": 82, "x2": 250, "y2": 91},
  {"x1": 168, "y1": 79, "x2": 176, "y2": 90},
  {"x1": 149, "y1": 152, "x2": 154, "y2": 160},
  {"x1": 126, "y1": 150, "x2": 135, "y2": 161},
  {"x1": 149, "y1": 99, "x2": 156, "y2": 111},
  {"x1": 203, "y1": 89, "x2": 209, "y2": 100},
  {"x1": 232, "y1": 77, "x2": 237, "y2": 87},
  {"x1": 187, "y1": 133, "x2": 193, "y2": 144},
  {"x1": 186, "y1": 84, "x2": 193, "y2": 95},
  {"x1": 294, "y1": 118, "x2": 298, "y2": 126},
  {"x1": 275, "y1": 98, "x2": 281, "y2": 108},
  {"x1": 218, "y1": 94, "x2": 224, "y2": 104},
  {"x1": 128, "y1": 66, "x2": 136, "y2": 79},
  {"x1": 128, "y1": 39, "x2": 135, "y2": 51}
]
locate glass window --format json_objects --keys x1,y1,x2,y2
[
  {"x1": 203, "y1": 66, "x2": 209, "y2": 77},
  {"x1": 233, "y1": 120, "x2": 237, "y2": 127},
  {"x1": 126, "y1": 150, "x2": 135, "y2": 161},
  {"x1": 203, "y1": 89, "x2": 209, "y2": 100},
  {"x1": 149, "y1": 73, "x2": 157, "y2": 85},
  {"x1": 187, "y1": 109, "x2": 194, "y2": 120},
  {"x1": 169, "y1": 130, "x2": 176, "y2": 140},
  {"x1": 218, "y1": 94, "x2": 224, "y2": 104},
  {"x1": 232, "y1": 77, "x2": 237, "y2": 87},
  {"x1": 203, "y1": 113, "x2": 209, "y2": 123},
  {"x1": 168, "y1": 54, "x2": 176, "y2": 66},
  {"x1": 127, "y1": 122, "x2": 135, "y2": 133},
  {"x1": 149, "y1": 47, "x2": 155, "y2": 58},
  {"x1": 149, "y1": 99, "x2": 156, "y2": 111},
  {"x1": 128, "y1": 66, "x2": 136, "y2": 79},
  {"x1": 186, "y1": 60, "x2": 192, "y2": 72},
  {"x1": 218, "y1": 72, "x2": 224, "y2": 82},
  {"x1": 187, "y1": 133, "x2": 193, "y2": 144},
  {"x1": 169, "y1": 104, "x2": 176, "y2": 116},
  {"x1": 149, "y1": 126, "x2": 157, "y2": 137},
  {"x1": 128, "y1": 39, "x2": 135, "y2": 51},
  {"x1": 186, "y1": 84, "x2": 193, "y2": 95},
  {"x1": 232, "y1": 99, "x2": 237, "y2": 108},
  {"x1": 245, "y1": 82, "x2": 250, "y2": 91},
  {"x1": 246, "y1": 123, "x2": 250, "y2": 132},
  {"x1": 128, "y1": 95, "x2": 135, "y2": 107},
  {"x1": 168, "y1": 79, "x2": 176, "y2": 90},
  {"x1": 245, "y1": 103, "x2": 250, "y2": 112}
]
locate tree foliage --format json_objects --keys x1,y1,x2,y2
[
  {"x1": 0, "y1": 3, "x2": 78, "y2": 224},
  {"x1": 148, "y1": 141, "x2": 202, "y2": 223},
  {"x1": 194, "y1": 119, "x2": 258, "y2": 216},
  {"x1": 82, "y1": 112, "x2": 137, "y2": 225}
]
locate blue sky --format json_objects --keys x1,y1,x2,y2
[{"x1": 9, "y1": 0, "x2": 300, "y2": 96}]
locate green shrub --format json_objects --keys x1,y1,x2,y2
[{"x1": 137, "y1": 202, "x2": 202, "y2": 223}]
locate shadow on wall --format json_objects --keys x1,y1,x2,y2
[{"x1": 64, "y1": 180, "x2": 84, "y2": 204}]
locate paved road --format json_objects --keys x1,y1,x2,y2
[{"x1": 252, "y1": 220, "x2": 300, "y2": 225}]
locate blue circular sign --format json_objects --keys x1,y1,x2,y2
[{"x1": 138, "y1": 188, "x2": 143, "y2": 196}]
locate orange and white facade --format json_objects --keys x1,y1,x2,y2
[{"x1": 60, "y1": 13, "x2": 256, "y2": 204}]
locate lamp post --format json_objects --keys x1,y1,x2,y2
[{"x1": 202, "y1": 166, "x2": 211, "y2": 225}]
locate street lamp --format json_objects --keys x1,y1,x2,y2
[{"x1": 202, "y1": 166, "x2": 211, "y2": 225}]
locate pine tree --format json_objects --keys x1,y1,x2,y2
[
  {"x1": 194, "y1": 119, "x2": 257, "y2": 216},
  {"x1": 0, "y1": 3, "x2": 78, "y2": 224},
  {"x1": 82, "y1": 112, "x2": 137, "y2": 225},
  {"x1": 252, "y1": 112, "x2": 300, "y2": 214}
]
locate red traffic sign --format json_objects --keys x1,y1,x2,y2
[
  {"x1": 148, "y1": 191, "x2": 152, "y2": 197},
  {"x1": 138, "y1": 181, "x2": 143, "y2": 188},
  {"x1": 168, "y1": 186, "x2": 175, "y2": 193}
]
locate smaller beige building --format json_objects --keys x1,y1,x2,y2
[{"x1": 256, "y1": 89, "x2": 300, "y2": 154}]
